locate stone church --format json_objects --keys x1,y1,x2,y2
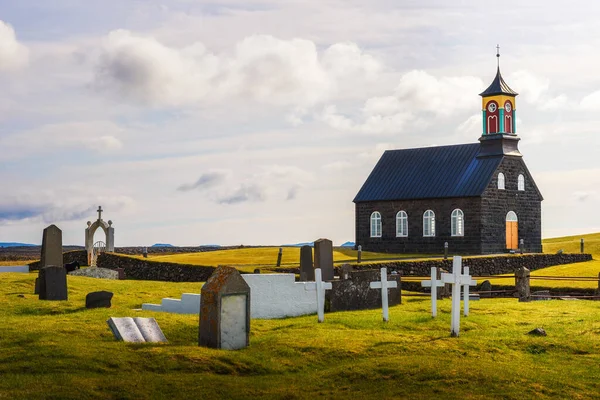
[{"x1": 353, "y1": 55, "x2": 543, "y2": 254}]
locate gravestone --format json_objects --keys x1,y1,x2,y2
[
  {"x1": 116, "y1": 268, "x2": 125, "y2": 280},
  {"x1": 86, "y1": 291, "x2": 113, "y2": 308},
  {"x1": 40, "y1": 224, "x2": 63, "y2": 268},
  {"x1": 479, "y1": 280, "x2": 492, "y2": 298},
  {"x1": 314, "y1": 238, "x2": 334, "y2": 281},
  {"x1": 328, "y1": 269, "x2": 401, "y2": 312},
  {"x1": 515, "y1": 267, "x2": 531, "y2": 302},
  {"x1": 340, "y1": 264, "x2": 353, "y2": 280},
  {"x1": 276, "y1": 247, "x2": 283, "y2": 267},
  {"x1": 299, "y1": 245, "x2": 314, "y2": 281},
  {"x1": 38, "y1": 266, "x2": 68, "y2": 301},
  {"x1": 199, "y1": 266, "x2": 250, "y2": 350},
  {"x1": 107, "y1": 317, "x2": 167, "y2": 343}
]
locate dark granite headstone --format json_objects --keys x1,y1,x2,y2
[
  {"x1": 38, "y1": 265, "x2": 68, "y2": 301},
  {"x1": 299, "y1": 245, "x2": 314, "y2": 281},
  {"x1": 199, "y1": 266, "x2": 250, "y2": 350},
  {"x1": 314, "y1": 238, "x2": 334, "y2": 281},
  {"x1": 40, "y1": 225, "x2": 63, "y2": 268},
  {"x1": 253, "y1": 268, "x2": 261, "y2": 274},
  {"x1": 34, "y1": 278, "x2": 40, "y2": 294},
  {"x1": 116, "y1": 268, "x2": 125, "y2": 280},
  {"x1": 276, "y1": 247, "x2": 283, "y2": 267},
  {"x1": 327, "y1": 269, "x2": 401, "y2": 312},
  {"x1": 340, "y1": 264, "x2": 353, "y2": 280},
  {"x1": 479, "y1": 280, "x2": 492, "y2": 298},
  {"x1": 86, "y1": 291, "x2": 113, "y2": 308}
]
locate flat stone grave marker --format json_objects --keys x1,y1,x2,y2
[
  {"x1": 421, "y1": 267, "x2": 445, "y2": 317},
  {"x1": 305, "y1": 268, "x2": 332, "y2": 322},
  {"x1": 314, "y1": 238, "x2": 334, "y2": 281},
  {"x1": 299, "y1": 245, "x2": 314, "y2": 281},
  {"x1": 40, "y1": 224, "x2": 63, "y2": 268},
  {"x1": 86, "y1": 291, "x2": 113, "y2": 308},
  {"x1": 38, "y1": 265, "x2": 68, "y2": 301},
  {"x1": 107, "y1": 317, "x2": 167, "y2": 343},
  {"x1": 369, "y1": 267, "x2": 398, "y2": 322},
  {"x1": 199, "y1": 266, "x2": 250, "y2": 350}
]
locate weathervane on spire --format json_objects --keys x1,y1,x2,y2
[{"x1": 496, "y1": 44, "x2": 500, "y2": 67}]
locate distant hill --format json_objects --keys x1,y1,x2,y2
[
  {"x1": 282, "y1": 242, "x2": 313, "y2": 247},
  {"x1": 0, "y1": 242, "x2": 37, "y2": 248},
  {"x1": 340, "y1": 241, "x2": 355, "y2": 248},
  {"x1": 151, "y1": 244, "x2": 174, "y2": 248}
]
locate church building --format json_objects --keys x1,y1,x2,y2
[{"x1": 353, "y1": 53, "x2": 543, "y2": 254}]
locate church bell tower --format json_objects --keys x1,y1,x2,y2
[{"x1": 477, "y1": 46, "x2": 522, "y2": 158}]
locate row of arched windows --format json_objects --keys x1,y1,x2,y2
[
  {"x1": 370, "y1": 209, "x2": 464, "y2": 238},
  {"x1": 498, "y1": 173, "x2": 525, "y2": 191}
]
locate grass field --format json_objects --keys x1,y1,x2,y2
[{"x1": 1, "y1": 272, "x2": 600, "y2": 399}]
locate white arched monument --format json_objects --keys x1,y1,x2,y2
[{"x1": 85, "y1": 206, "x2": 115, "y2": 266}]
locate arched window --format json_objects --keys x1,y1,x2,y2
[
  {"x1": 506, "y1": 211, "x2": 518, "y2": 222},
  {"x1": 518, "y1": 174, "x2": 525, "y2": 191},
  {"x1": 451, "y1": 209, "x2": 464, "y2": 237},
  {"x1": 370, "y1": 211, "x2": 382, "y2": 238},
  {"x1": 396, "y1": 211, "x2": 408, "y2": 237},
  {"x1": 423, "y1": 210, "x2": 435, "y2": 237},
  {"x1": 504, "y1": 100, "x2": 513, "y2": 133},
  {"x1": 486, "y1": 100, "x2": 499, "y2": 134},
  {"x1": 498, "y1": 172, "x2": 505, "y2": 190}
]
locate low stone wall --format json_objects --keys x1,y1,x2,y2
[
  {"x1": 114, "y1": 245, "x2": 254, "y2": 255},
  {"x1": 96, "y1": 253, "x2": 215, "y2": 282},
  {"x1": 28, "y1": 250, "x2": 88, "y2": 271}
]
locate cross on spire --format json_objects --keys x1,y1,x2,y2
[
  {"x1": 97, "y1": 206, "x2": 103, "y2": 220},
  {"x1": 496, "y1": 44, "x2": 500, "y2": 67}
]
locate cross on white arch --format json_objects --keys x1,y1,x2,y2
[{"x1": 97, "y1": 206, "x2": 103, "y2": 220}]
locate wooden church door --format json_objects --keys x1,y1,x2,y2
[{"x1": 505, "y1": 211, "x2": 518, "y2": 249}]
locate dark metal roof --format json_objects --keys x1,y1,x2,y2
[
  {"x1": 353, "y1": 143, "x2": 503, "y2": 202},
  {"x1": 479, "y1": 67, "x2": 518, "y2": 97}
]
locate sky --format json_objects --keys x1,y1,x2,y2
[{"x1": 0, "y1": 0, "x2": 599, "y2": 246}]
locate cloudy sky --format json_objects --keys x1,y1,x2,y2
[{"x1": 1, "y1": 0, "x2": 599, "y2": 246}]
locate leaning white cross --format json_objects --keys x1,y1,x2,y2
[
  {"x1": 305, "y1": 268, "x2": 332, "y2": 323},
  {"x1": 369, "y1": 267, "x2": 398, "y2": 322},
  {"x1": 441, "y1": 256, "x2": 477, "y2": 337},
  {"x1": 421, "y1": 267, "x2": 445, "y2": 317}
]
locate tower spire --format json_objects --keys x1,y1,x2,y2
[{"x1": 496, "y1": 44, "x2": 500, "y2": 68}]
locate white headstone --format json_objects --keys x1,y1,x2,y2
[
  {"x1": 369, "y1": 267, "x2": 398, "y2": 322},
  {"x1": 440, "y1": 256, "x2": 476, "y2": 337},
  {"x1": 305, "y1": 268, "x2": 332, "y2": 322},
  {"x1": 421, "y1": 267, "x2": 445, "y2": 317}
]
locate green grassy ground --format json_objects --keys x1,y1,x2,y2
[{"x1": 1, "y1": 273, "x2": 600, "y2": 399}]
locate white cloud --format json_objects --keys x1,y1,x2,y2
[
  {"x1": 0, "y1": 20, "x2": 28, "y2": 71},
  {"x1": 580, "y1": 90, "x2": 600, "y2": 110},
  {"x1": 93, "y1": 30, "x2": 382, "y2": 109}
]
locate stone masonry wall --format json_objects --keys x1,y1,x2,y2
[
  {"x1": 96, "y1": 252, "x2": 215, "y2": 282},
  {"x1": 355, "y1": 197, "x2": 482, "y2": 254},
  {"x1": 480, "y1": 156, "x2": 543, "y2": 254},
  {"x1": 348, "y1": 253, "x2": 591, "y2": 277},
  {"x1": 29, "y1": 250, "x2": 88, "y2": 271}
]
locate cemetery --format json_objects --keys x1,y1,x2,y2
[{"x1": 1, "y1": 224, "x2": 600, "y2": 398}]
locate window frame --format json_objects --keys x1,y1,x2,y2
[
  {"x1": 423, "y1": 210, "x2": 435, "y2": 237},
  {"x1": 396, "y1": 211, "x2": 408, "y2": 237},
  {"x1": 498, "y1": 172, "x2": 505, "y2": 190},
  {"x1": 370, "y1": 211, "x2": 382, "y2": 238},
  {"x1": 451, "y1": 209, "x2": 464, "y2": 237},
  {"x1": 518, "y1": 174, "x2": 525, "y2": 191}
]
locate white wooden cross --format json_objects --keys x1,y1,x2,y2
[
  {"x1": 369, "y1": 267, "x2": 398, "y2": 322},
  {"x1": 305, "y1": 268, "x2": 332, "y2": 323},
  {"x1": 462, "y1": 266, "x2": 477, "y2": 317},
  {"x1": 421, "y1": 267, "x2": 445, "y2": 317},
  {"x1": 441, "y1": 256, "x2": 476, "y2": 337}
]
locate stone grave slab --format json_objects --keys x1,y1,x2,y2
[
  {"x1": 314, "y1": 238, "x2": 334, "y2": 281},
  {"x1": 40, "y1": 224, "x2": 63, "y2": 268},
  {"x1": 86, "y1": 291, "x2": 113, "y2": 308},
  {"x1": 107, "y1": 317, "x2": 167, "y2": 343},
  {"x1": 38, "y1": 265, "x2": 68, "y2": 301},
  {"x1": 299, "y1": 245, "x2": 314, "y2": 281},
  {"x1": 199, "y1": 266, "x2": 250, "y2": 350},
  {"x1": 328, "y1": 269, "x2": 401, "y2": 312}
]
